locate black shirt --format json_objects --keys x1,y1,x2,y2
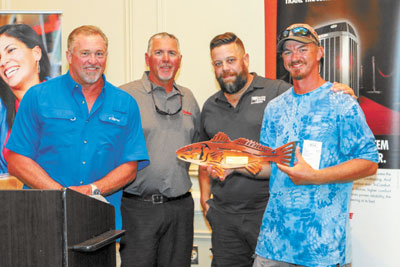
[{"x1": 200, "y1": 73, "x2": 291, "y2": 214}]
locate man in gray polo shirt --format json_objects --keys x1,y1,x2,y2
[{"x1": 119, "y1": 32, "x2": 200, "y2": 267}]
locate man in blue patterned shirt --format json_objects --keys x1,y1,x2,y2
[{"x1": 253, "y1": 23, "x2": 378, "y2": 267}]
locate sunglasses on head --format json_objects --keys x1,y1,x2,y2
[{"x1": 278, "y1": 26, "x2": 320, "y2": 46}]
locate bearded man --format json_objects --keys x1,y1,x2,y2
[{"x1": 198, "y1": 32, "x2": 355, "y2": 267}]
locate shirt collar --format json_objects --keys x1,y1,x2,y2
[{"x1": 249, "y1": 72, "x2": 264, "y2": 90}]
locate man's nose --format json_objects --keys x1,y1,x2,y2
[
  {"x1": 88, "y1": 53, "x2": 98, "y2": 63},
  {"x1": 161, "y1": 52, "x2": 170, "y2": 62},
  {"x1": 290, "y1": 50, "x2": 301, "y2": 61},
  {"x1": 222, "y1": 61, "x2": 230, "y2": 72}
]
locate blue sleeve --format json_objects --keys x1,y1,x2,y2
[
  {"x1": 0, "y1": 99, "x2": 8, "y2": 173},
  {"x1": 338, "y1": 96, "x2": 378, "y2": 163},
  {"x1": 119, "y1": 97, "x2": 149, "y2": 171},
  {"x1": 260, "y1": 104, "x2": 275, "y2": 148},
  {"x1": 5, "y1": 89, "x2": 40, "y2": 159}
]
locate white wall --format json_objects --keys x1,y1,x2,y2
[{"x1": 1, "y1": 0, "x2": 265, "y2": 107}]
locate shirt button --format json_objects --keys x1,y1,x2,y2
[
  {"x1": 82, "y1": 161, "x2": 86, "y2": 165},
  {"x1": 86, "y1": 120, "x2": 89, "y2": 123},
  {"x1": 84, "y1": 140, "x2": 88, "y2": 144},
  {"x1": 80, "y1": 181, "x2": 83, "y2": 184},
  {"x1": 82, "y1": 101, "x2": 85, "y2": 104}
]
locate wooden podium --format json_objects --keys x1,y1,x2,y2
[{"x1": 0, "y1": 189, "x2": 124, "y2": 267}]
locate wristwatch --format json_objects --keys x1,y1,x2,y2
[{"x1": 90, "y1": 183, "x2": 101, "y2": 195}]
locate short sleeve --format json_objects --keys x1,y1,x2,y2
[
  {"x1": 337, "y1": 96, "x2": 378, "y2": 163},
  {"x1": 119, "y1": 97, "x2": 149, "y2": 171},
  {"x1": 260, "y1": 104, "x2": 275, "y2": 148},
  {"x1": 6, "y1": 88, "x2": 41, "y2": 159}
]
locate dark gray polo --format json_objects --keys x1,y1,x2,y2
[
  {"x1": 200, "y1": 73, "x2": 291, "y2": 214},
  {"x1": 120, "y1": 72, "x2": 200, "y2": 197}
]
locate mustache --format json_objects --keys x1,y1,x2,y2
[
  {"x1": 160, "y1": 64, "x2": 172, "y2": 68},
  {"x1": 289, "y1": 60, "x2": 304, "y2": 67},
  {"x1": 221, "y1": 71, "x2": 237, "y2": 79},
  {"x1": 84, "y1": 65, "x2": 101, "y2": 70}
]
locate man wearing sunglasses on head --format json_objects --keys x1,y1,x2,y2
[
  {"x1": 198, "y1": 32, "x2": 357, "y2": 267},
  {"x1": 253, "y1": 23, "x2": 378, "y2": 267},
  {"x1": 119, "y1": 32, "x2": 200, "y2": 267}
]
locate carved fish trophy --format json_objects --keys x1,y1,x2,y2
[{"x1": 176, "y1": 132, "x2": 296, "y2": 177}]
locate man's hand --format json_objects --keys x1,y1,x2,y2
[
  {"x1": 198, "y1": 166, "x2": 212, "y2": 219},
  {"x1": 330, "y1": 82, "x2": 357, "y2": 100},
  {"x1": 69, "y1": 184, "x2": 92, "y2": 195},
  {"x1": 206, "y1": 165, "x2": 233, "y2": 182},
  {"x1": 277, "y1": 147, "x2": 319, "y2": 185},
  {"x1": 200, "y1": 199, "x2": 210, "y2": 217}
]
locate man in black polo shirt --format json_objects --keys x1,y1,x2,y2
[
  {"x1": 198, "y1": 32, "x2": 355, "y2": 267},
  {"x1": 199, "y1": 32, "x2": 291, "y2": 267}
]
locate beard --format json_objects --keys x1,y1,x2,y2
[
  {"x1": 289, "y1": 61, "x2": 306, "y2": 80},
  {"x1": 291, "y1": 72, "x2": 304, "y2": 80},
  {"x1": 217, "y1": 70, "x2": 248, "y2": 95},
  {"x1": 82, "y1": 72, "x2": 102, "y2": 84},
  {"x1": 81, "y1": 65, "x2": 102, "y2": 84},
  {"x1": 158, "y1": 64, "x2": 174, "y2": 81}
]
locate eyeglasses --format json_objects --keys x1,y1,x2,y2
[
  {"x1": 151, "y1": 86, "x2": 182, "y2": 116},
  {"x1": 278, "y1": 27, "x2": 320, "y2": 46}
]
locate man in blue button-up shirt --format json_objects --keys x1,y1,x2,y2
[{"x1": 6, "y1": 25, "x2": 149, "y2": 232}]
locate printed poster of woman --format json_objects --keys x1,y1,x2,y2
[{"x1": 0, "y1": 12, "x2": 61, "y2": 187}]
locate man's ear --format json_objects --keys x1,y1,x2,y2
[
  {"x1": 244, "y1": 53, "x2": 250, "y2": 69},
  {"x1": 317, "y1": 46, "x2": 324, "y2": 62},
  {"x1": 66, "y1": 50, "x2": 73, "y2": 65},
  {"x1": 145, "y1": 53, "x2": 150, "y2": 67}
]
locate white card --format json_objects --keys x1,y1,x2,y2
[{"x1": 302, "y1": 140, "x2": 322, "y2": 169}]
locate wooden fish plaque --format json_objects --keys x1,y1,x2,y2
[{"x1": 176, "y1": 132, "x2": 296, "y2": 177}]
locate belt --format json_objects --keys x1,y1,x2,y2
[{"x1": 123, "y1": 191, "x2": 191, "y2": 204}]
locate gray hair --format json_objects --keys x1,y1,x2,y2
[
  {"x1": 68, "y1": 25, "x2": 108, "y2": 52},
  {"x1": 147, "y1": 32, "x2": 180, "y2": 54}
]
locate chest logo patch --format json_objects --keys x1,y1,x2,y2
[
  {"x1": 251, "y1": 96, "x2": 266, "y2": 104},
  {"x1": 108, "y1": 115, "x2": 121, "y2": 122}
]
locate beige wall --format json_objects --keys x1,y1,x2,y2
[{"x1": 1, "y1": 0, "x2": 265, "y2": 107}]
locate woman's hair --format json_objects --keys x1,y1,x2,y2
[{"x1": 0, "y1": 23, "x2": 51, "y2": 128}]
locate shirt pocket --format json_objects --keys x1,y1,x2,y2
[
  {"x1": 40, "y1": 108, "x2": 79, "y2": 146},
  {"x1": 97, "y1": 110, "x2": 129, "y2": 148},
  {"x1": 98, "y1": 110, "x2": 128, "y2": 127}
]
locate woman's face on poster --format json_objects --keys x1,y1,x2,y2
[{"x1": 0, "y1": 34, "x2": 42, "y2": 91}]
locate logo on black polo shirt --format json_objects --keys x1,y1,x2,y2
[{"x1": 251, "y1": 96, "x2": 266, "y2": 104}]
